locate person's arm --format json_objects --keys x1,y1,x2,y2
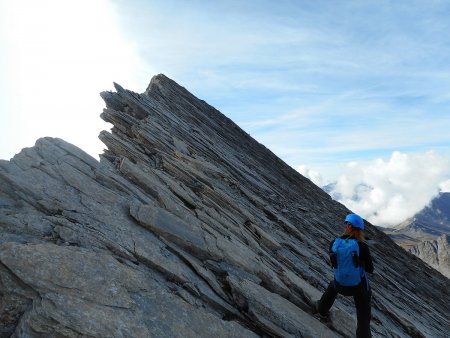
[
  {"x1": 328, "y1": 239, "x2": 335, "y2": 252},
  {"x1": 359, "y1": 242, "x2": 374, "y2": 273},
  {"x1": 328, "y1": 239, "x2": 336, "y2": 267}
]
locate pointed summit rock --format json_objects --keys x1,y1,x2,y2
[{"x1": 1, "y1": 75, "x2": 449, "y2": 337}]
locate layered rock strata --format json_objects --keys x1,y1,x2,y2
[{"x1": 1, "y1": 74, "x2": 449, "y2": 337}]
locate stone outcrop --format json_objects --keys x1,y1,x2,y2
[{"x1": 1, "y1": 74, "x2": 449, "y2": 337}]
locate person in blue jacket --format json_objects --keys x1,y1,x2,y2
[{"x1": 314, "y1": 213, "x2": 374, "y2": 338}]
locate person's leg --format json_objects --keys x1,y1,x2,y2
[
  {"x1": 354, "y1": 281, "x2": 372, "y2": 338},
  {"x1": 317, "y1": 280, "x2": 338, "y2": 315}
]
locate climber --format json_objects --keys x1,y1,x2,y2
[{"x1": 313, "y1": 213, "x2": 374, "y2": 338}]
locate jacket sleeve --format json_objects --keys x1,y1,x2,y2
[{"x1": 359, "y1": 242, "x2": 374, "y2": 273}]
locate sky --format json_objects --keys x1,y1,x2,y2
[{"x1": 1, "y1": 0, "x2": 450, "y2": 226}]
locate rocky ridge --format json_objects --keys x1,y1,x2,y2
[{"x1": 0, "y1": 74, "x2": 449, "y2": 337}]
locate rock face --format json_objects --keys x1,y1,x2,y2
[
  {"x1": 1, "y1": 74, "x2": 449, "y2": 337},
  {"x1": 409, "y1": 235, "x2": 450, "y2": 279}
]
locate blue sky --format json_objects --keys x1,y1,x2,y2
[
  {"x1": 107, "y1": 0, "x2": 450, "y2": 174},
  {"x1": 1, "y1": 0, "x2": 450, "y2": 225}
]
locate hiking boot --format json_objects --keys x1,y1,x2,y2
[
  {"x1": 318, "y1": 311, "x2": 330, "y2": 320},
  {"x1": 312, "y1": 300, "x2": 330, "y2": 319},
  {"x1": 312, "y1": 300, "x2": 320, "y2": 314}
]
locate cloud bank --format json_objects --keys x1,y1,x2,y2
[
  {"x1": 304, "y1": 151, "x2": 450, "y2": 227},
  {"x1": 0, "y1": 0, "x2": 146, "y2": 160}
]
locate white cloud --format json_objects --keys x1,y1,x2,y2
[
  {"x1": 439, "y1": 179, "x2": 450, "y2": 192},
  {"x1": 296, "y1": 165, "x2": 324, "y2": 187},
  {"x1": 0, "y1": 0, "x2": 149, "y2": 160},
  {"x1": 329, "y1": 151, "x2": 450, "y2": 227}
]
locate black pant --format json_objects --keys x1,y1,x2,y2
[{"x1": 318, "y1": 278, "x2": 372, "y2": 338}]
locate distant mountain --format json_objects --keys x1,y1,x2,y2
[
  {"x1": 399, "y1": 192, "x2": 450, "y2": 235},
  {"x1": 409, "y1": 235, "x2": 450, "y2": 278},
  {"x1": 321, "y1": 182, "x2": 336, "y2": 194},
  {"x1": 322, "y1": 182, "x2": 373, "y2": 202},
  {"x1": 381, "y1": 192, "x2": 450, "y2": 278},
  {"x1": 384, "y1": 192, "x2": 450, "y2": 245}
]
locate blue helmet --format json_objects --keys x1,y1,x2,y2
[{"x1": 345, "y1": 213, "x2": 365, "y2": 230}]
